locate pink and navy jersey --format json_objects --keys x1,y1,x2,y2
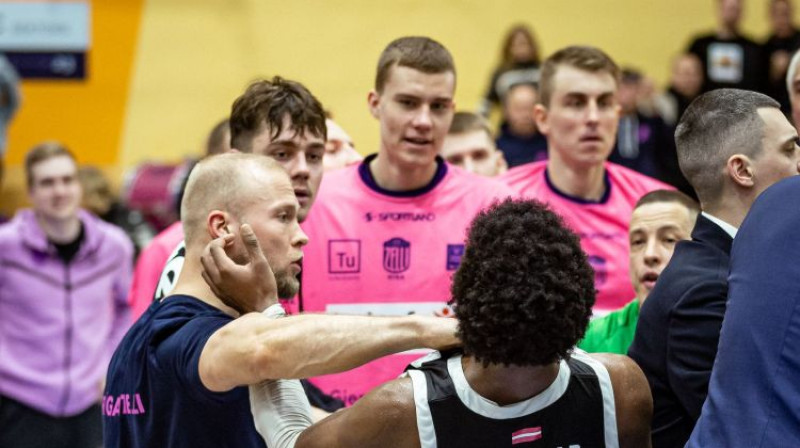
[
  {"x1": 501, "y1": 161, "x2": 671, "y2": 313},
  {"x1": 298, "y1": 155, "x2": 513, "y2": 405}
]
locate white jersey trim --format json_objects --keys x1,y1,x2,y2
[
  {"x1": 408, "y1": 369, "x2": 438, "y2": 448},
  {"x1": 571, "y1": 349, "x2": 619, "y2": 448},
  {"x1": 447, "y1": 354, "x2": 571, "y2": 420},
  {"x1": 155, "y1": 240, "x2": 185, "y2": 301}
]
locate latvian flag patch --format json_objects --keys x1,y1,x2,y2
[{"x1": 511, "y1": 427, "x2": 542, "y2": 445}]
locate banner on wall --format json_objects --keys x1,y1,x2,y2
[{"x1": 0, "y1": 2, "x2": 90, "y2": 79}]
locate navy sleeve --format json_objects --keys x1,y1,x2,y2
[{"x1": 155, "y1": 315, "x2": 247, "y2": 404}]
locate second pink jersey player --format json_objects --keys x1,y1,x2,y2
[
  {"x1": 501, "y1": 160, "x2": 671, "y2": 314},
  {"x1": 127, "y1": 221, "x2": 185, "y2": 320},
  {"x1": 298, "y1": 155, "x2": 513, "y2": 405}
]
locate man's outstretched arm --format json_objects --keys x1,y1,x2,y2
[{"x1": 198, "y1": 312, "x2": 458, "y2": 392}]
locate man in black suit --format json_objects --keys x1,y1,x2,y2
[{"x1": 628, "y1": 88, "x2": 800, "y2": 448}]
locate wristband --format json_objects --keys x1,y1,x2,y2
[{"x1": 262, "y1": 303, "x2": 287, "y2": 319}]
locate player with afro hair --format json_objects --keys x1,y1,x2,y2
[{"x1": 452, "y1": 198, "x2": 596, "y2": 366}]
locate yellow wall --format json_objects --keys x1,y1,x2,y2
[
  {"x1": 1, "y1": 0, "x2": 144, "y2": 213},
  {"x1": 0, "y1": 0, "x2": 786, "y2": 215}
]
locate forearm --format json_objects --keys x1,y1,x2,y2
[
  {"x1": 254, "y1": 314, "x2": 454, "y2": 379},
  {"x1": 203, "y1": 313, "x2": 457, "y2": 391}
]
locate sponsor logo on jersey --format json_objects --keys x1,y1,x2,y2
[
  {"x1": 383, "y1": 238, "x2": 411, "y2": 273},
  {"x1": 446, "y1": 244, "x2": 465, "y2": 271},
  {"x1": 102, "y1": 393, "x2": 146, "y2": 417},
  {"x1": 364, "y1": 211, "x2": 436, "y2": 222},
  {"x1": 587, "y1": 255, "x2": 607, "y2": 287},
  {"x1": 328, "y1": 239, "x2": 361, "y2": 274},
  {"x1": 512, "y1": 427, "x2": 542, "y2": 445}
]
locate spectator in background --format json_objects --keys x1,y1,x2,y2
[
  {"x1": 765, "y1": 0, "x2": 800, "y2": 114},
  {"x1": 579, "y1": 190, "x2": 698, "y2": 354},
  {"x1": 688, "y1": 0, "x2": 766, "y2": 93},
  {"x1": 495, "y1": 82, "x2": 548, "y2": 167},
  {"x1": 0, "y1": 142, "x2": 133, "y2": 448},
  {"x1": 501, "y1": 46, "x2": 670, "y2": 315},
  {"x1": 0, "y1": 54, "x2": 20, "y2": 190},
  {"x1": 629, "y1": 89, "x2": 800, "y2": 448},
  {"x1": 657, "y1": 53, "x2": 704, "y2": 126},
  {"x1": 203, "y1": 117, "x2": 232, "y2": 156},
  {"x1": 478, "y1": 24, "x2": 541, "y2": 117},
  {"x1": 78, "y1": 165, "x2": 156, "y2": 257},
  {"x1": 324, "y1": 118, "x2": 362, "y2": 171},
  {"x1": 441, "y1": 111, "x2": 506, "y2": 177},
  {"x1": 611, "y1": 68, "x2": 679, "y2": 182}
]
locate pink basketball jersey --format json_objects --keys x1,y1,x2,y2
[
  {"x1": 298, "y1": 156, "x2": 513, "y2": 405},
  {"x1": 128, "y1": 221, "x2": 184, "y2": 320},
  {"x1": 500, "y1": 161, "x2": 671, "y2": 314}
]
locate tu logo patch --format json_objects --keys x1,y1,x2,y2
[{"x1": 328, "y1": 240, "x2": 361, "y2": 274}]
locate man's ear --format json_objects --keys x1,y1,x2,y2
[
  {"x1": 727, "y1": 154, "x2": 755, "y2": 188},
  {"x1": 534, "y1": 104, "x2": 549, "y2": 135},
  {"x1": 367, "y1": 90, "x2": 381, "y2": 119},
  {"x1": 207, "y1": 210, "x2": 232, "y2": 239}
]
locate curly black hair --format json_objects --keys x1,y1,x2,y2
[{"x1": 451, "y1": 198, "x2": 595, "y2": 367}]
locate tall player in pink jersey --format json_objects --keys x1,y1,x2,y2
[
  {"x1": 500, "y1": 46, "x2": 671, "y2": 314},
  {"x1": 299, "y1": 37, "x2": 513, "y2": 405}
]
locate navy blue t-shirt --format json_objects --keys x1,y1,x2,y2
[{"x1": 102, "y1": 295, "x2": 266, "y2": 448}]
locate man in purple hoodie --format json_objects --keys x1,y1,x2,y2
[{"x1": 0, "y1": 142, "x2": 133, "y2": 448}]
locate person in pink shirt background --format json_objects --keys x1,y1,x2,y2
[
  {"x1": 501, "y1": 46, "x2": 671, "y2": 315},
  {"x1": 299, "y1": 36, "x2": 513, "y2": 405}
]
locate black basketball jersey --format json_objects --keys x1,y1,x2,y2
[{"x1": 405, "y1": 350, "x2": 618, "y2": 448}]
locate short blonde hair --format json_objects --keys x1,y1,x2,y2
[{"x1": 180, "y1": 153, "x2": 288, "y2": 245}]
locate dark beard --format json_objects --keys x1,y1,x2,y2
[{"x1": 274, "y1": 269, "x2": 300, "y2": 299}]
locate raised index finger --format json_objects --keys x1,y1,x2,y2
[{"x1": 200, "y1": 236, "x2": 230, "y2": 283}]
